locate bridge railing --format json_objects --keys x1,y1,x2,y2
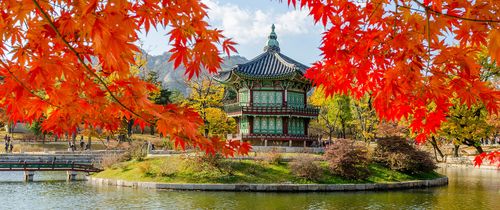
[{"x1": 0, "y1": 160, "x2": 102, "y2": 172}]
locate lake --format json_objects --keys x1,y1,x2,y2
[{"x1": 0, "y1": 168, "x2": 498, "y2": 209}]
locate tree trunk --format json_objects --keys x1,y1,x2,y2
[
  {"x1": 71, "y1": 132, "x2": 76, "y2": 146},
  {"x1": 87, "y1": 136, "x2": 92, "y2": 150},
  {"x1": 463, "y1": 139, "x2": 484, "y2": 154},
  {"x1": 341, "y1": 124, "x2": 346, "y2": 139},
  {"x1": 127, "y1": 119, "x2": 134, "y2": 137},
  {"x1": 150, "y1": 122, "x2": 155, "y2": 135},
  {"x1": 430, "y1": 136, "x2": 444, "y2": 161},
  {"x1": 328, "y1": 131, "x2": 333, "y2": 144},
  {"x1": 453, "y1": 144, "x2": 460, "y2": 157},
  {"x1": 473, "y1": 145, "x2": 484, "y2": 154}
]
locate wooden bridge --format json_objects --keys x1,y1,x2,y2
[
  {"x1": 0, "y1": 153, "x2": 109, "y2": 181},
  {"x1": 0, "y1": 161, "x2": 101, "y2": 172}
]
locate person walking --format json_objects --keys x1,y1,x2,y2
[
  {"x1": 80, "y1": 139, "x2": 85, "y2": 151},
  {"x1": 4, "y1": 141, "x2": 8, "y2": 153},
  {"x1": 9, "y1": 142, "x2": 13, "y2": 153}
]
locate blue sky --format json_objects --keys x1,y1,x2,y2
[{"x1": 138, "y1": 0, "x2": 324, "y2": 65}]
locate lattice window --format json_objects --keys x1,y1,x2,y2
[
  {"x1": 262, "y1": 117, "x2": 267, "y2": 133},
  {"x1": 254, "y1": 117, "x2": 261, "y2": 133},
  {"x1": 239, "y1": 90, "x2": 249, "y2": 106},
  {"x1": 276, "y1": 117, "x2": 282, "y2": 133},
  {"x1": 269, "y1": 117, "x2": 275, "y2": 134},
  {"x1": 240, "y1": 117, "x2": 249, "y2": 134},
  {"x1": 275, "y1": 92, "x2": 283, "y2": 106}
]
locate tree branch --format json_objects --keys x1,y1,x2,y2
[
  {"x1": 410, "y1": 0, "x2": 500, "y2": 23},
  {"x1": 0, "y1": 60, "x2": 59, "y2": 108},
  {"x1": 32, "y1": 0, "x2": 151, "y2": 123}
]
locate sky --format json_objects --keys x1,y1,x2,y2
[{"x1": 137, "y1": 0, "x2": 324, "y2": 65}]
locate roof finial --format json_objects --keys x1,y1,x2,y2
[{"x1": 264, "y1": 24, "x2": 280, "y2": 52}]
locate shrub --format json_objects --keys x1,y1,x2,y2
[
  {"x1": 195, "y1": 153, "x2": 235, "y2": 175},
  {"x1": 373, "y1": 137, "x2": 436, "y2": 174},
  {"x1": 257, "y1": 149, "x2": 283, "y2": 165},
  {"x1": 138, "y1": 162, "x2": 155, "y2": 177},
  {"x1": 324, "y1": 139, "x2": 371, "y2": 180},
  {"x1": 289, "y1": 155, "x2": 323, "y2": 181},
  {"x1": 158, "y1": 159, "x2": 181, "y2": 177},
  {"x1": 101, "y1": 153, "x2": 126, "y2": 169},
  {"x1": 122, "y1": 141, "x2": 148, "y2": 161}
]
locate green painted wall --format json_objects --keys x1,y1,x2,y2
[
  {"x1": 288, "y1": 118, "x2": 305, "y2": 135},
  {"x1": 252, "y1": 91, "x2": 282, "y2": 106},
  {"x1": 253, "y1": 117, "x2": 283, "y2": 134},
  {"x1": 240, "y1": 116, "x2": 249, "y2": 134},
  {"x1": 287, "y1": 92, "x2": 304, "y2": 108},
  {"x1": 239, "y1": 90, "x2": 249, "y2": 106}
]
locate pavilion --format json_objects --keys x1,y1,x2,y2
[{"x1": 215, "y1": 25, "x2": 319, "y2": 147}]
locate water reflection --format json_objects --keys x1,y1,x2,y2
[{"x1": 0, "y1": 168, "x2": 498, "y2": 210}]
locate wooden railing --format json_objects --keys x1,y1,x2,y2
[
  {"x1": 0, "y1": 161, "x2": 102, "y2": 172},
  {"x1": 224, "y1": 103, "x2": 319, "y2": 116},
  {"x1": 227, "y1": 133, "x2": 317, "y2": 141}
]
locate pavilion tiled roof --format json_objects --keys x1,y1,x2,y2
[{"x1": 215, "y1": 24, "x2": 309, "y2": 82}]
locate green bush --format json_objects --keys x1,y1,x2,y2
[
  {"x1": 289, "y1": 155, "x2": 323, "y2": 181},
  {"x1": 138, "y1": 162, "x2": 155, "y2": 177},
  {"x1": 373, "y1": 137, "x2": 436, "y2": 174},
  {"x1": 101, "y1": 153, "x2": 127, "y2": 169},
  {"x1": 194, "y1": 153, "x2": 235, "y2": 175},
  {"x1": 324, "y1": 139, "x2": 371, "y2": 180},
  {"x1": 158, "y1": 159, "x2": 181, "y2": 177},
  {"x1": 257, "y1": 149, "x2": 283, "y2": 165},
  {"x1": 123, "y1": 141, "x2": 148, "y2": 161}
]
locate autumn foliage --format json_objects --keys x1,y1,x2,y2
[
  {"x1": 285, "y1": 0, "x2": 499, "y2": 165},
  {"x1": 0, "y1": 0, "x2": 498, "y2": 163},
  {"x1": 0, "y1": 0, "x2": 249, "y2": 156}
]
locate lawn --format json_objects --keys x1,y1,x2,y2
[{"x1": 92, "y1": 156, "x2": 442, "y2": 184}]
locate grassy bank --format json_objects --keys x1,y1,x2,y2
[{"x1": 92, "y1": 156, "x2": 442, "y2": 184}]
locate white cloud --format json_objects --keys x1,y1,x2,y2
[{"x1": 202, "y1": 0, "x2": 319, "y2": 44}]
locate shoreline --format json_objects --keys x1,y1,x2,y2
[
  {"x1": 437, "y1": 163, "x2": 499, "y2": 170},
  {"x1": 86, "y1": 176, "x2": 448, "y2": 192}
]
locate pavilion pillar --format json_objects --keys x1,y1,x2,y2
[
  {"x1": 289, "y1": 140, "x2": 292, "y2": 147},
  {"x1": 24, "y1": 171, "x2": 34, "y2": 182},
  {"x1": 303, "y1": 141, "x2": 307, "y2": 148},
  {"x1": 249, "y1": 117, "x2": 254, "y2": 134},
  {"x1": 304, "y1": 119, "x2": 309, "y2": 135},
  {"x1": 284, "y1": 89, "x2": 288, "y2": 107},
  {"x1": 283, "y1": 117, "x2": 288, "y2": 134},
  {"x1": 249, "y1": 89, "x2": 253, "y2": 106},
  {"x1": 66, "y1": 171, "x2": 78, "y2": 181},
  {"x1": 235, "y1": 118, "x2": 240, "y2": 133},
  {"x1": 304, "y1": 91, "x2": 308, "y2": 107},
  {"x1": 265, "y1": 140, "x2": 268, "y2": 147}
]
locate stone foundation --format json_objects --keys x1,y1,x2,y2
[{"x1": 86, "y1": 176, "x2": 448, "y2": 192}]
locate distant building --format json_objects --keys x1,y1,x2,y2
[{"x1": 215, "y1": 25, "x2": 319, "y2": 147}]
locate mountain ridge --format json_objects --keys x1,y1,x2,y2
[{"x1": 142, "y1": 52, "x2": 248, "y2": 94}]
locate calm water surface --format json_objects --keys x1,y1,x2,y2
[{"x1": 0, "y1": 168, "x2": 498, "y2": 210}]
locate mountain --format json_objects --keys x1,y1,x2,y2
[{"x1": 143, "y1": 52, "x2": 248, "y2": 94}]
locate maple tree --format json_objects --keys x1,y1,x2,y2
[
  {"x1": 0, "y1": 0, "x2": 498, "y2": 164},
  {"x1": 0, "y1": 0, "x2": 249, "y2": 156},
  {"x1": 285, "y1": 0, "x2": 499, "y2": 166}
]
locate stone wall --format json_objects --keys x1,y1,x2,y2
[
  {"x1": 87, "y1": 177, "x2": 448, "y2": 192},
  {"x1": 251, "y1": 146, "x2": 324, "y2": 153}
]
